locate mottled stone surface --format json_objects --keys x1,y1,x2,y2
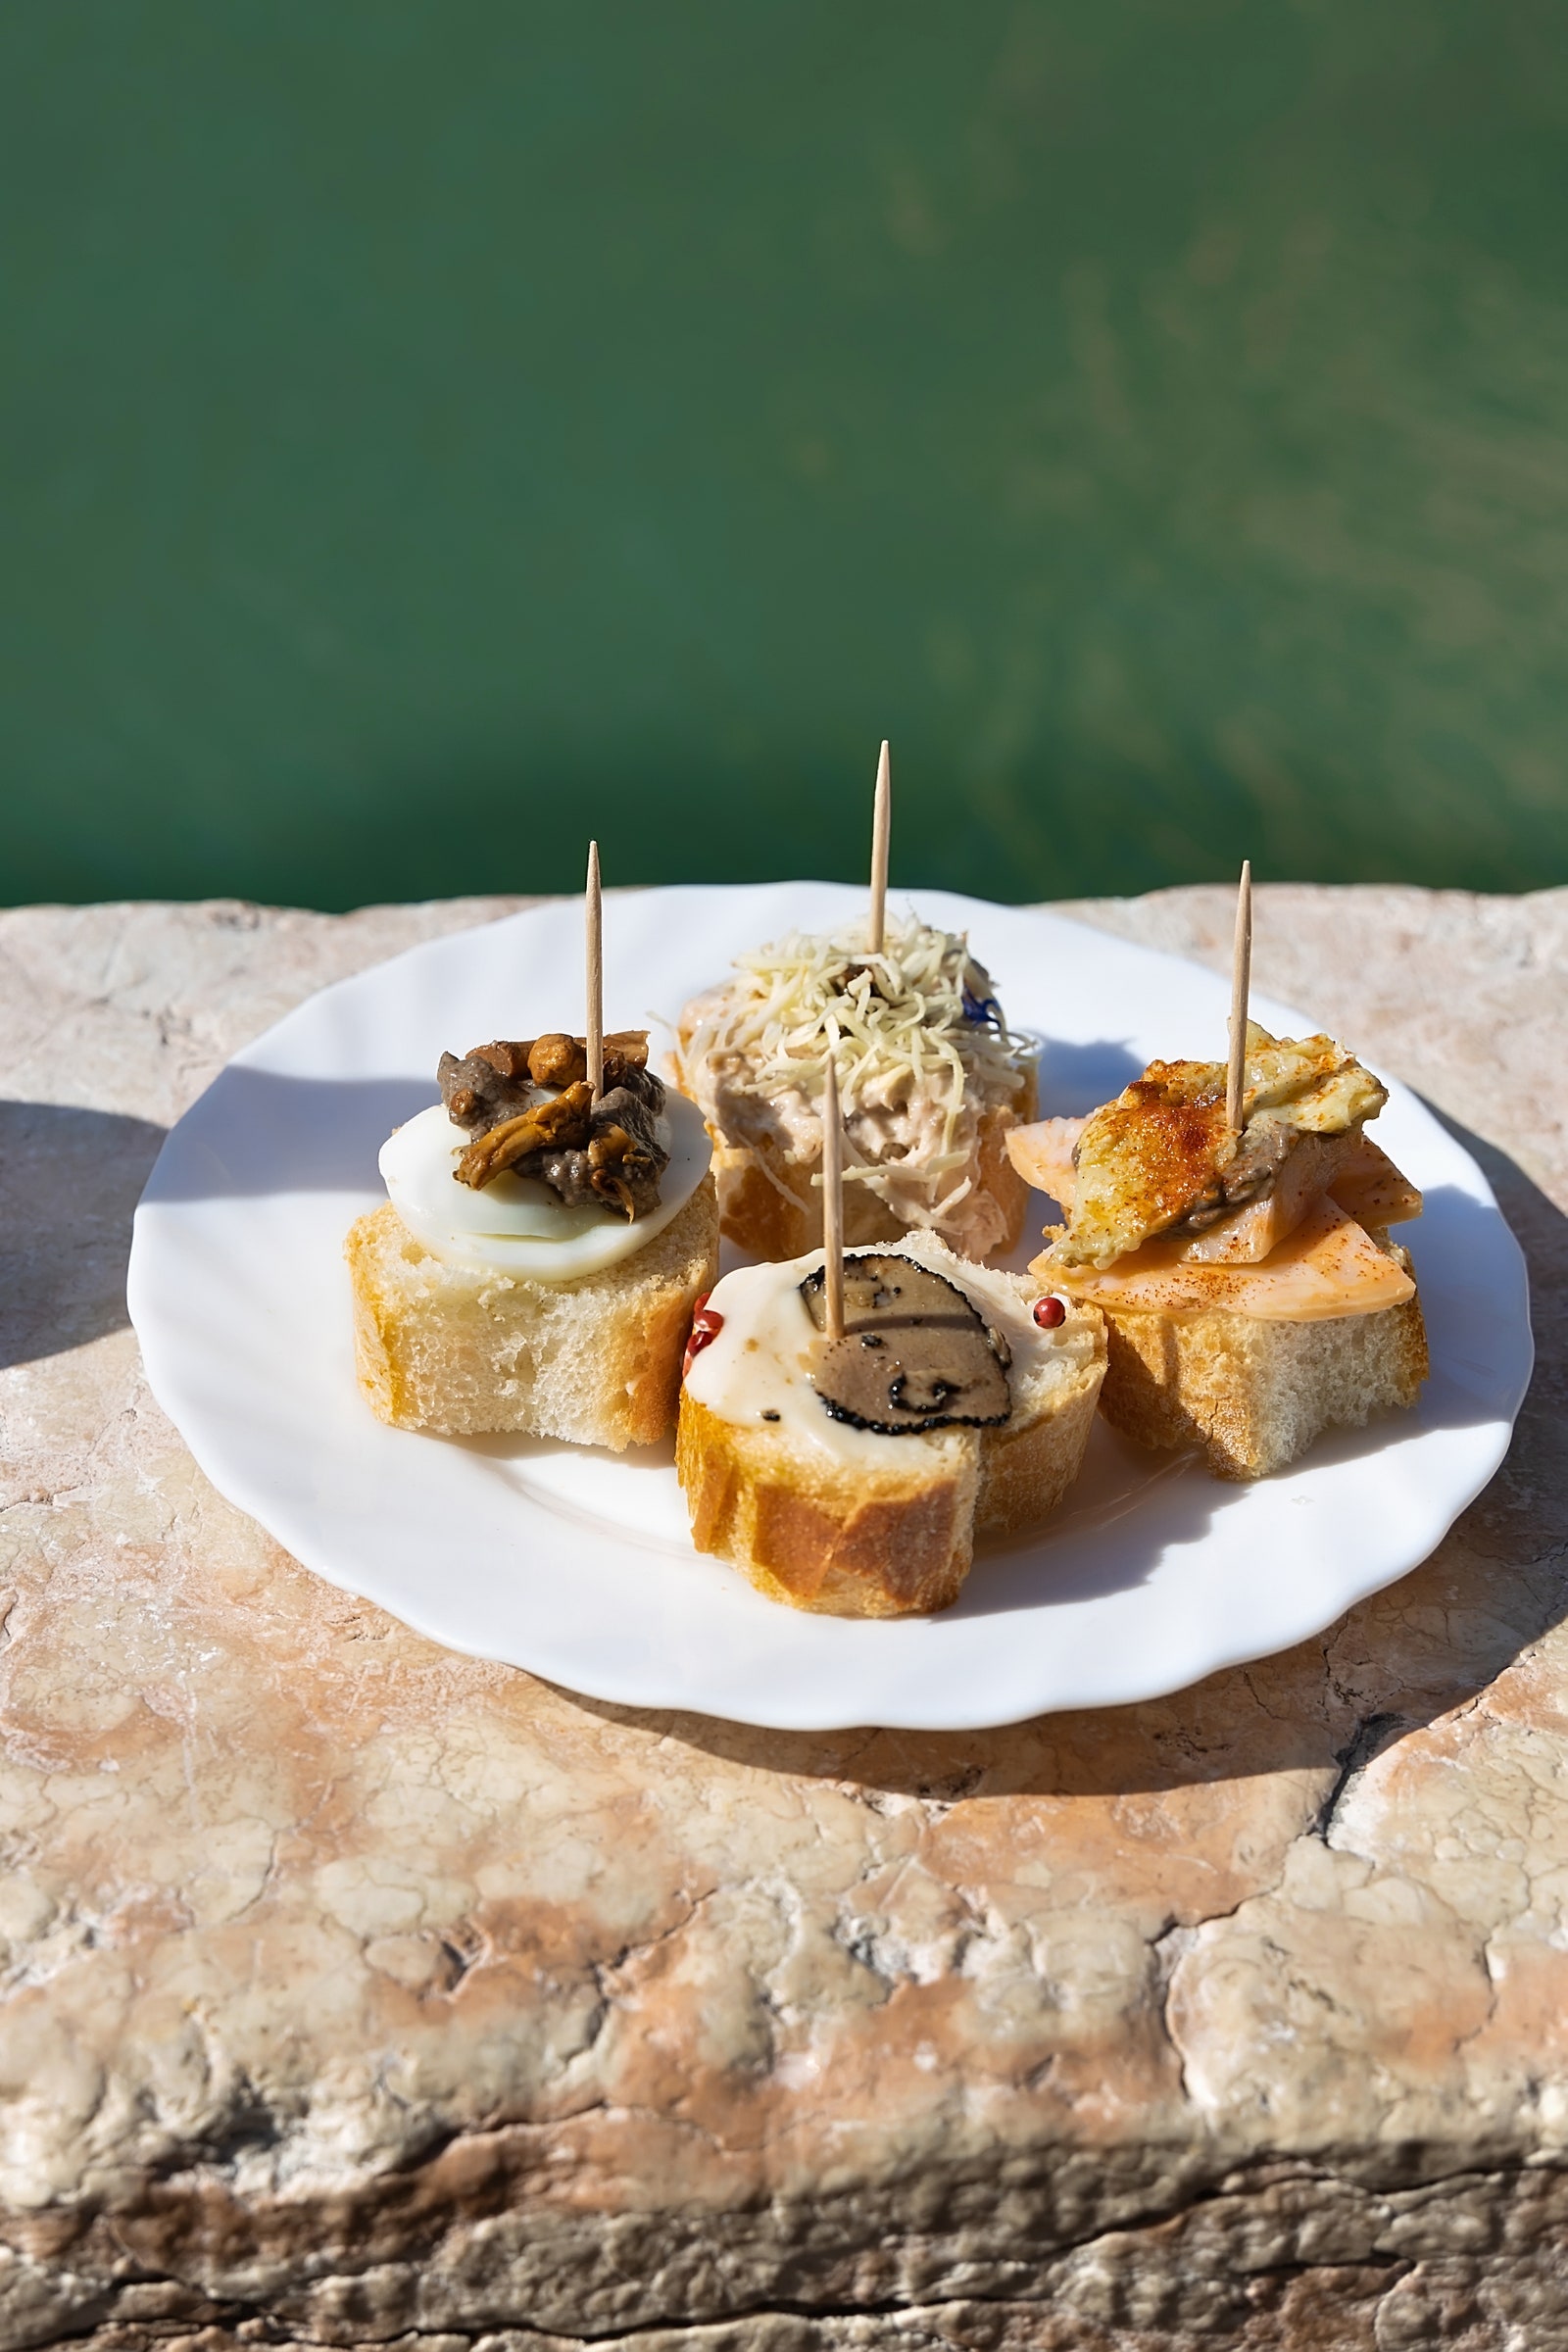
[{"x1": 2, "y1": 888, "x2": 1566, "y2": 2351}]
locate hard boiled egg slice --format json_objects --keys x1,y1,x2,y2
[{"x1": 380, "y1": 1090, "x2": 711, "y2": 1279}]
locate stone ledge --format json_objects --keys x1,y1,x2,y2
[{"x1": 2, "y1": 888, "x2": 1565, "y2": 2351}]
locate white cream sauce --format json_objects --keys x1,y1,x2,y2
[{"x1": 380, "y1": 1089, "x2": 711, "y2": 1279}]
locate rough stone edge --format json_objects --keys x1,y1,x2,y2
[{"x1": 10, "y1": 2156, "x2": 1568, "y2": 2352}]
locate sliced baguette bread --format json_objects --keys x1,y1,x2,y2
[
  {"x1": 1094, "y1": 1238, "x2": 1428, "y2": 1480},
  {"x1": 346, "y1": 1175, "x2": 719, "y2": 1448},
  {"x1": 687, "y1": 1065, "x2": 1037, "y2": 1264},
  {"x1": 675, "y1": 1233, "x2": 1105, "y2": 1617}
]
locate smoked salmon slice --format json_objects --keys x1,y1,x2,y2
[
  {"x1": 1006, "y1": 1116, "x2": 1084, "y2": 1210},
  {"x1": 1328, "y1": 1133, "x2": 1423, "y2": 1230},
  {"x1": 1032, "y1": 1196, "x2": 1416, "y2": 1321}
]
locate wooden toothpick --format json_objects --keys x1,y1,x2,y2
[
  {"x1": 586, "y1": 840, "x2": 604, "y2": 1102},
  {"x1": 821, "y1": 1056, "x2": 845, "y2": 1341},
  {"x1": 1226, "y1": 858, "x2": 1252, "y2": 1132},
  {"x1": 867, "y1": 739, "x2": 891, "y2": 956}
]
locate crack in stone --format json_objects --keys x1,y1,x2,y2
[{"x1": 1309, "y1": 1710, "x2": 1410, "y2": 1844}]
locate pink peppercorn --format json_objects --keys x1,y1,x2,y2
[
  {"x1": 1033, "y1": 1295, "x2": 1067, "y2": 1330},
  {"x1": 682, "y1": 1294, "x2": 725, "y2": 1378}
]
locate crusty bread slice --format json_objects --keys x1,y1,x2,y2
[
  {"x1": 688, "y1": 1065, "x2": 1037, "y2": 1264},
  {"x1": 346, "y1": 1176, "x2": 719, "y2": 1449},
  {"x1": 675, "y1": 1240, "x2": 1105, "y2": 1618},
  {"x1": 678, "y1": 1394, "x2": 979, "y2": 1617},
  {"x1": 1095, "y1": 1240, "x2": 1428, "y2": 1481}
]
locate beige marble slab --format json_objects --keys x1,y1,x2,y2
[{"x1": 2, "y1": 888, "x2": 1566, "y2": 2351}]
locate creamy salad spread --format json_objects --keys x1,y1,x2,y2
[{"x1": 675, "y1": 914, "x2": 1033, "y2": 1256}]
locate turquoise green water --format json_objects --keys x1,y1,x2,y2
[{"x1": 4, "y1": 2, "x2": 1568, "y2": 908}]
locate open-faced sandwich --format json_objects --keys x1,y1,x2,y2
[
  {"x1": 347, "y1": 1028, "x2": 718, "y2": 1448},
  {"x1": 1007, "y1": 1024, "x2": 1427, "y2": 1480},
  {"x1": 673, "y1": 913, "x2": 1036, "y2": 1261},
  {"x1": 675, "y1": 1231, "x2": 1105, "y2": 1617}
]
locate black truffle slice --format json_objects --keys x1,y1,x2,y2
[{"x1": 800, "y1": 1252, "x2": 1012, "y2": 1435}]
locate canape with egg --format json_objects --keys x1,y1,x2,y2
[{"x1": 346, "y1": 1030, "x2": 718, "y2": 1448}]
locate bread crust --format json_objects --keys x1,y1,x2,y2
[
  {"x1": 1097, "y1": 1246, "x2": 1428, "y2": 1480},
  {"x1": 694, "y1": 1066, "x2": 1037, "y2": 1263},
  {"x1": 974, "y1": 1372, "x2": 1105, "y2": 1534},
  {"x1": 346, "y1": 1176, "x2": 718, "y2": 1449},
  {"x1": 677, "y1": 1393, "x2": 978, "y2": 1616},
  {"x1": 675, "y1": 1264, "x2": 1105, "y2": 1617}
]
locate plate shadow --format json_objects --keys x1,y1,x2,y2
[
  {"x1": 141, "y1": 1070, "x2": 437, "y2": 1200},
  {"x1": 1030, "y1": 1033, "x2": 1145, "y2": 1114},
  {"x1": 3, "y1": 1100, "x2": 169, "y2": 1367}
]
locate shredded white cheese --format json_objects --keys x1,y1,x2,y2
[{"x1": 675, "y1": 912, "x2": 1033, "y2": 1252}]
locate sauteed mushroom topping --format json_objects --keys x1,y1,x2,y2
[{"x1": 436, "y1": 1029, "x2": 669, "y2": 1219}]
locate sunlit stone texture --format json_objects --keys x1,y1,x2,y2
[{"x1": 2, "y1": 886, "x2": 1566, "y2": 2351}]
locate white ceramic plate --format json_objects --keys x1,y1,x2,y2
[{"x1": 127, "y1": 884, "x2": 1533, "y2": 1732}]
